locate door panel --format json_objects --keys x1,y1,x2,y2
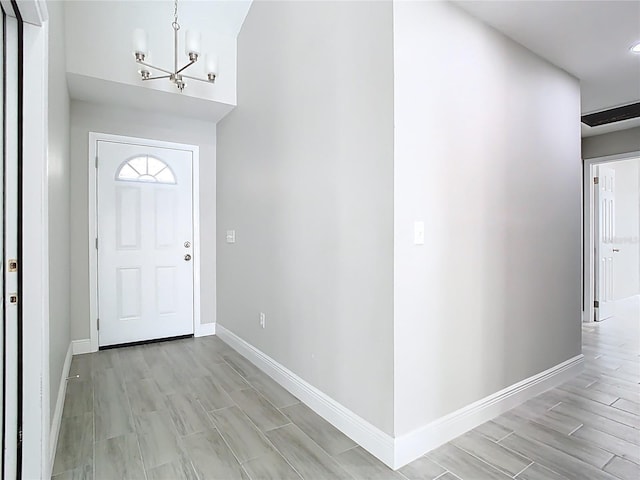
[
  {"x1": 117, "y1": 267, "x2": 142, "y2": 319},
  {"x1": 97, "y1": 140, "x2": 194, "y2": 346},
  {"x1": 156, "y1": 266, "x2": 177, "y2": 315},
  {"x1": 155, "y1": 190, "x2": 177, "y2": 247},
  {"x1": 594, "y1": 165, "x2": 616, "y2": 321},
  {"x1": 116, "y1": 187, "x2": 141, "y2": 249}
]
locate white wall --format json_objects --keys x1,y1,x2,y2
[
  {"x1": 608, "y1": 158, "x2": 640, "y2": 300},
  {"x1": 217, "y1": 1, "x2": 395, "y2": 434},
  {"x1": 583, "y1": 126, "x2": 640, "y2": 160},
  {"x1": 47, "y1": 0, "x2": 71, "y2": 421},
  {"x1": 69, "y1": 100, "x2": 217, "y2": 341},
  {"x1": 393, "y1": 1, "x2": 582, "y2": 435}
]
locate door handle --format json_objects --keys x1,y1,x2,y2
[
  {"x1": 184, "y1": 254, "x2": 192, "y2": 261},
  {"x1": 613, "y1": 248, "x2": 620, "y2": 252}
]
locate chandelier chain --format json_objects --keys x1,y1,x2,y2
[{"x1": 173, "y1": 0, "x2": 180, "y2": 31}]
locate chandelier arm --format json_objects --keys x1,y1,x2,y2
[
  {"x1": 181, "y1": 74, "x2": 213, "y2": 84},
  {"x1": 176, "y1": 60, "x2": 197, "y2": 75},
  {"x1": 137, "y1": 60, "x2": 174, "y2": 76},
  {"x1": 142, "y1": 75, "x2": 172, "y2": 81}
]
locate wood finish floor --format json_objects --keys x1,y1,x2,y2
[{"x1": 53, "y1": 298, "x2": 639, "y2": 479}]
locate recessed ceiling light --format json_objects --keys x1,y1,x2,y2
[{"x1": 631, "y1": 42, "x2": 640, "y2": 54}]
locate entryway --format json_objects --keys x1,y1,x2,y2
[
  {"x1": 584, "y1": 153, "x2": 640, "y2": 324},
  {"x1": 90, "y1": 134, "x2": 201, "y2": 348}
]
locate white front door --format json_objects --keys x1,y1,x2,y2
[
  {"x1": 594, "y1": 165, "x2": 616, "y2": 321},
  {"x1": 97, "y1": 140, "x2": 194, "y2": 346}
]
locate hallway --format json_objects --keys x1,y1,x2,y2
[{"x1": 52, "y1": 306, "x2": 639, "y2": 479}]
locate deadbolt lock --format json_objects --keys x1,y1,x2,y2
[
  {"x1": 8, "y1": 259, "x2": 17, "y2": 272},
  {"x1": 184, "y1": 241, "x2": 191, "y2": 248}
]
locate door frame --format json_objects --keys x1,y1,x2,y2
[
  {"x1": 88, "y1": 132, "x2": 201, "y2": 352},
  {"x1": 2, "y1": 0, "x2": 51, "y2": 476},
  {"x1": 583, "y1": 150, "x2": 640, "y2": 323}
]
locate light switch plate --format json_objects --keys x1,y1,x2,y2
[
  {"x1": 414, "y1": 221, "x2": 425, "y2": 245},
  {"x1": 226, "y1": 230, "x2": 236, "y2": 244}
]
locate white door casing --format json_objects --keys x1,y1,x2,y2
[
  {"x1": 594, "y1": 165, "x2": 616, "y2": 321},
  {"x1": 96, "y1": 139, "x2": 196, "y2": 346},
  {"x1": 3, "y1": 9, "x2": 18, "y2": 478}
]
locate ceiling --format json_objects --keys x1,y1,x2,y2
[
  {"x1": 454, "y1": 0, "x2": 640, "y2": 137},
  {"x1": 175, "y1": 0, "x2": 252, "y2": 37}
]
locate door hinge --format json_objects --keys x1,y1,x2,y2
[
  {"x1": 97, "y1": 318, "x2": 100, "y2": 330},
  {"x1": 594, "y1": 176, "x2": 599, "y2": 184},
  {"x1": 594, "y1": 300, "x2": 599, "y2": 308},
  {"x1": 18, "y1": 429, "x2": 22, "y2": 444},
  {"x1": 95, "y1": 238, "x2": 98, "y2": 250},
  {"x1": 8, "y1": 258, "x2": 17, "y2": 272},
  {"x1": 95, "y1": 156, "x2": 98, "y2": 168}
]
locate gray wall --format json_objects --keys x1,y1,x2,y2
[
  {"x1": 69, "y1": 100, "x2": 217, "y2": 341},
  {"x1": 393, "y1": 1, "x2": 582, "y2": 435},
  {"x1": 217, "y1": 1, "x2": 395, "y2": 434},
  {"x1": 48, "y1": 0, "x2": 71, "y2": 420},
  {"x1": 583, "y1": 127, "x2": 640, "y2": 160}
]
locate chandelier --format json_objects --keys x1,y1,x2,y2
[{"x1": 132, "y1": 0, "x2": 218, "y2": 92}]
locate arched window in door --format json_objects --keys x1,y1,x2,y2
[{"x1": 116, "y1": 156, "x2": 177, "y2": 184}]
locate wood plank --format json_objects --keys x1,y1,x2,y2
[
  {"x1": 428, "y1": 443, "x2": 512, "y2": 480},
  {"x1": 500, "y1": 434, "x2": 618, "y2": 480}
]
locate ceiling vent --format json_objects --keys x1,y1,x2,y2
[{"x1": 581, "y1": 102, "x2": 640, "y2": 127}]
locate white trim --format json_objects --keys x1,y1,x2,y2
[
  {"x1": 49, "y1": 343, "x2": 72, "y2": 476},
  {"x1": 88, "y1": 132, "x2": 201, "y2": 351},
  {"x1": 0, "y1": 0, "x2": 48, "y2": 23},
  {"x1": 216, "y1": 325, "x2": 583, "y2": 470},
  {"x1": 192, "y1": 145, "x2": 202, "y2": 334},
  {"x1": 195, "y1": 322, "x2": 216, "y2": 337},
  {"x1": 216, "y1": 325, "x2": 396, "y2": 466},
  {"x1": 72, "y1": 339, "x2": 92, "y2": 356},
  {"x1": 393, "y1": 354, "x2": 584, "y2": 468},
  {"x1": 22, "y1": 17, "x2": 50, "y2": 479},
  {"x1": 583, "y1": 151, "x2": 640, "y2": 323}
]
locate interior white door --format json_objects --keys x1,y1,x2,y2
[
  {"x1": 97, "y1": 140, "x2": 194, "y2": 346},
  {"x1": 594, "y1": 165, "x2": 616, "y2": 321}
]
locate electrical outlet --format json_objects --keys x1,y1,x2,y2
[
  {"x1": 259, "y1": 312, "x2": 266, "y2": 328},
  {"x1": 226, "y1": 230, "x2": 236, "y2": 244}
]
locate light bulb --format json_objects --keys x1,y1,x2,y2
[
  {"x1": 132, "y1": 28, "x2": 148, "y2": 55},
  {"x1": 631, "y1": 42, "x2": 640, "y2": 54},
  {"x1": 185, "y1": 30, "x2": 201, "y2": 56},
  {"x1": 205, "y1": 54, "x2": 218, "y2": 75}
]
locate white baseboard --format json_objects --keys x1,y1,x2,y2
[
  {"x1": 393, "y1": 354, "x2": 584, "y2": 468},
  {"x1": 72, "y1": 339, "x2": 92, "y2": 355},
  {"x1": 49, "y1": 342, "x2": 73, "y2": 474},
  {"x1": 216, "y1": 324, "x2": 583, "y2": 470},
  {"x1": 216, "y1": 325, "x2": 395, "y2": 466},
  {"x1": 195, "y1": 322, "x2": 216, "y2": 337}
]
